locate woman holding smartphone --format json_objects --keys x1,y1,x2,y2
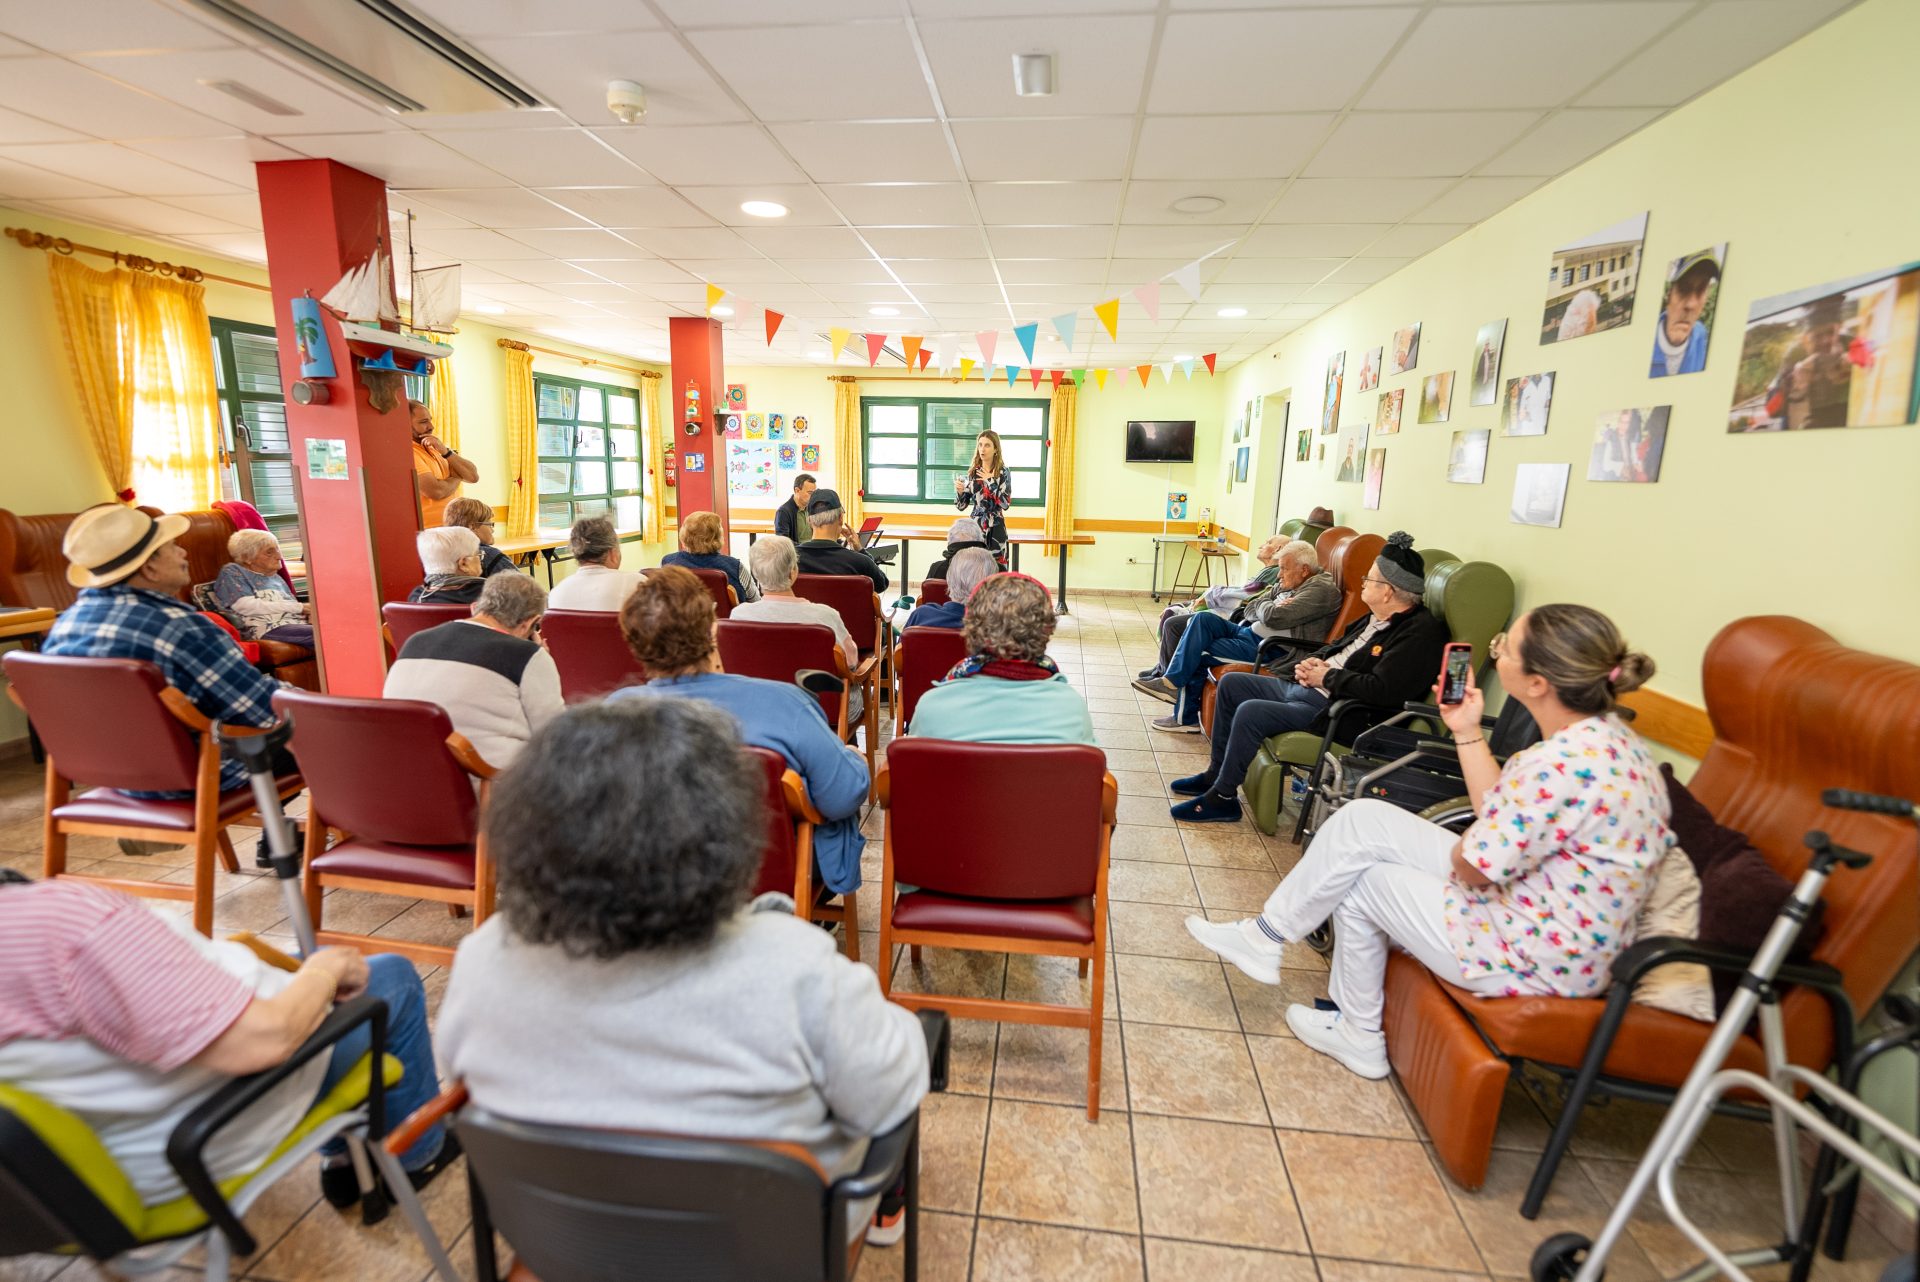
[{"x1": 952, "y1": 429, "x2": 1012, "y2": 553}]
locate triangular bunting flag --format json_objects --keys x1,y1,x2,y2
[
  {"x1": 1094, "y1": 299, "x2": 1120, "y2": 342},
  {"x1": 1136, "y1": 364, "x2": 1152, "y2": 388},
  {"x1": 764, "y1": 309, "x2": 785, "y2": 345},
  {"x1": 959, "y1": 357, "x2": 976, "y2": 382},
  {"x1": 1134, "y1": 281, "x2": 1161, "y2": 322},
  {"x1": 1071, "y1": 367, "x2": 1086, "y2": 386},
  {"x1": 1006, "y1": 366, "x2": 1020, "y2": 388},
  {"x1": 1093, "y1": 368, "x2": 1109, "y2": 390},
  {"x1": 865, "y1": 332, "x2": 887, "y2": 367},
  {"x1": 1049, "y1": 369, "x2": 1064, "y2": 388},
  {"x1": 829, "y1": 328, "x2": 851, "y2": 361},
  {"x1": 1203, "y1": 353, "x2": 1218, "y2": 375},
  {"x1": 1159, "y1": 361, "x2": 1174, "y2": 383},
  {"x1": 1171, "y1": 260, "x2": 1202, "y2": 302},
  {"x1": 1013, "y1": 323, "x2": 1039, "y2": 365},
  {"x1": 1028, "y1": 366, "x2": 1043, "y2": 389},
  {"x1": 901, "y1": 335, "x2": 922, "y2": 369},
  {"x1": 975, "y1": 330, "x2": 998, "y2": 370},
  {"x1": 1050, "y1": 311, "x2": 1077, "y2": 349},
  {"x1": 1182, "y1": 358, "x2": 1196, "y2": 380},
  {"x1": 705, "y1": 283, "x2": 726, "y2": 313},
  {"x1": 917, "y1": 346, "x2": 933, "y2": 370}
]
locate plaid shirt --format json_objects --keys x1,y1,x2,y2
[{"x1": 42, "y1": 586, "x2": 281, "y2": 794}]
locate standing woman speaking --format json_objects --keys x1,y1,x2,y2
[{"x1": 953, "y1": 429, "x2": 1012, "y2": 554}]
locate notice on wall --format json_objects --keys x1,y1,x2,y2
[
  {"x1": 305, "y1": 438, "x2": 348, "y2": 480},
  {"x1": 1166, "y1": 490, "x2": 1188, "y2": 520},
  {"x1": 726, "y1": 441, "x2": 776, "y2": 499}
]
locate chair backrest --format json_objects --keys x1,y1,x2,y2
[
  {"x1": 791, "y1": 575, "x2": 879, "y2": 656},
  {"x1": 747, "y1": 746, "x2": 802, "y2": 899},
  {"x1": 683, "y1": 567, "x2": 736, "y2": 620},
  {"x1": 1326, "y1": 531, "x2": 1385, "y2": 638},
  {"x1": 0, "y1": 1083, "x2": 141, "y2": 1259},
  {"x1": 540, "y1": 609, "x2": 648, "y2": 703},
  {"x1": 1425, "y1": 559, "x2": 1515, "y2": 674},
  {"x1": 0, "y1": 506, "x2": 238, "y2": 613},
  {"x1": 918, "y1": 578, "x2": 950, "y2": 606},
  {"x1": 715, "y1": 620, "x2": 845, "y2": 727},
  {"x1": 897, "y1": 626, "x2": 969, "y2": 730},
  {"x1": 169, "y1": 508, "x2": 242, "y2": 600},
  {"x1": 1313, "y1": 524, "x2": 1354, "y2": 570},
  {"x1": 2, "y1": 653, "x2": 202, "y2": 793},
  {"x1": 1414, "y1": 547, "x2": 1458, "y2": 572},
  {"x1": 272, "y1": 689, "x2": 479, "y2": 847},
  {"x1": 886, "y1": 739, "x2": 1111, "y2": 900},
  {"x1": 383, "y1": 601, "x2": 471, "y2": 651},
  {"x1": 1276, "y1": 518, "x2": 1304, "y2": 542},
  {"x1": 457, "y1": 1104, "x2": 839, "y2": 1282}
]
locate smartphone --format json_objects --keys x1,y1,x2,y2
[{"x1": 1438, "y1": 643, "x2": 1474, "y2": 705}]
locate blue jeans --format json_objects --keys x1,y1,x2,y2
[
  {"x1": 1203, "y1": 673, "x2": 1329, "y2": 800},
  {"x1": 1164, "y1": 611, "x2": 1260, "y2": 723},
  {"x1": 314, "y1": 954, "x2": 445, "y2": 1170}
]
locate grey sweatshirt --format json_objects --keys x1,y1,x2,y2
[{"x1": 1248, "y1": 568, "x2": 1343, "y2": 641}]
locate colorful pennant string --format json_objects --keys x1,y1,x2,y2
[
  {"x1": 976, "y1": 330, "x2": 999, "y2": 371},
  {"x1": 1134, "y1": 282, "x2": 1161, "y2": 323},
  {"x1": 1013, "y1": 323, "x2": 1039, "y2": 365},
  {"x1": 901, "y1": 335, "x2": 922, "y2": 368},
  {"x1": 1094, "y1": 299, "x2": 1120, "y2": 342},
  {"x1": 829, "y1": 327, "x2": 851, "y2": 361},
  {"x1": 1050, "y1": 312, "x2": 1077, "y2": 349},
  {"x1": 865, "y1": 333, "x2": 887, "y2": 366},
  {"x1": 764, "y1": 309, "x2": 784, "y2": 344},
  {"x1": 705, "y1": 283, "x2": 726, "y2": 313}
]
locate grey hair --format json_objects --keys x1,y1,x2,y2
[
  {"x1": 944, "y1": 547, "x2": 997, "y2": 604},
  {"x1": 1278, "y1": 539, "x2": 1319, "y2": 571},
  {"x1": 226, "y1": 529, "x2": 279, "y2": 562},
  {"x1": 1387, "y1": 582, "x2": 1424, "y2": 607},
  {"x1": 748, "y1": 534, "x2": 799, "y2": 592},
  {"x1": 474, "y1": 572, "x2": 546, "y2": 628},
  {"x1": 806, "y1": 505, "x2": 842, "y2": 531},
  {"x1": 948, "y1": 516, "x2": 983, "y2": 544},
  {"x1": 569, "y1": 516, "x2": 619, "y2": 565},
  {"x1": 416, "y1": 526, "x2": 480, "y2": 576}
]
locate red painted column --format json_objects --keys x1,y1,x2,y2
[
  {"x1": 668, "y1": 315, "x2": 730, "y2": 535},
  {"x1": 256, "y1": 158, "x2": 420, "y2": 696}
]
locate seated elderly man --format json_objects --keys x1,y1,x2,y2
[
  {"x1": 1142, "y1": 538, "x2": 1341, "y2": 732},
  {"x1": 608, "y1": 567, "x2": 869, "y2": 897},
  {"x1": 903, "y1": 546, "x2": 996, "y2": 630},
  {"x1": 384, "y1": 573, "x2": 562, "y2": 770},
  {"x1": 910, "y1": 573, "x2": 1093, "y2": 745},
  {"x1": 213, "y1": 529, "x2": 313, "y2": 648},
  {"x1": 1169, "y1": 533, "x2": 1448, "y2": 823},
  {"x1": 443, "y1": 498, "x2": 518, "y2": 579},
  {"x1": 795, "y1": 488, "x2": 888, "y2": 592},
  {"x1": 924, "y1": 517, "x2": 1000, "y2": 581},
  {"x1": 407, "y1": 526, "x2": 486, "y2": 606},
  {"x1": 734, "y1": 535, "x2": 865, "y2": 729},
  {"x1": 545, "y1": 515, "x2": 643, "y2": 612},
  {"x1": 1138, "y1": 534, "x2": 1288, "y2": 684}
]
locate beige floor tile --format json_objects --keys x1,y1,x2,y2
[
  {"x1": 1179, "y1": 829, "x2": 1277, "y2": 871},
  {"x1": 970, "y1": 1219, "x2": 1144, "y2": 1281},
  {"x1": 1110, "y1": 768, "x2": 1173, "y2": 798},
  {"x1": 245, "y1": 1151, "x2": 472, "y2": 1282},
  {"x1": 1565, "y1": 1094, "x2": 1720, "y2": 1169},
  {"x1": 1003, "y1": 951, "x2": 1118, "y2": 1019},
  {"x1": 991, "y1": 1019, "x2": 1124, "y2": 1112},
  {"x1": 1314, "y1": 1261, "x2": 1488, "y2": 1280},
  {"x1": 1143, "y1": 1239, "x2": 1320, "y2": 1282},
  {"x1": 918, "y1": 1092, "x2": 990, "y2": 1214},
  {"x1": 853, "y1": 1210, "x2": 974, "y2": 1282},
  {"x1": 1107, "y1": 860, "x2": 1200, "y2": 906},
  {"x1": 891, "y1": 945, "x2": 1008, "y2": 1001},
  {"x1": 979, "y1": 1099, "x2": 1140, "y2": 1232},
  {"x1": 1133, "y1": 1114, "x2": 1308, "y2": 1252},
  {"x1": 1248, "y1": 1035, "x2": 1416, "y2": 1139},
  {"x1": 938, "y1": 1016, "x2": 1001, "y2": 1097},
  {"x1": 1096, "y1": 729, "x2": 1152, "y2": 753},
  {"x1": 1123, "y1": 1023, "x2": 1269, "y2": 1124},
  {"x1": 1189, "y1": 866, "x2": 1285, "y2": 914},
  {"x1": 1108, "y1": 901, "x2": 1218, "y2": 961},
  {"x1": 1223, "y1": 968, "x2": 1331, "y2": 1036},
  {"x1": 1113, "y1": 953, "x2": 1240, "y2": 1031},
  {"x1": 1111, "y1": 825, "x2": 1187, "y2": 864},
  {"x1": 1278, "y1": 1131, "x2": 1481, "y2": 1272},
  {"x1": 1116, "y1": 795, "x2": 1178, "y2": 828},
  {"x1": 1448, "y1": 1148, "x2": 1661, "y2": 1281},
  {"x1": 1101, "y1": 748, "x2": 1162, "y2": 773},
  {"x1": 368, "y1": 899, "x2": 479, "y2": 954},
  {"x1": 1489, "y1": 1075, "x2": 1556, "y2": 1153}
]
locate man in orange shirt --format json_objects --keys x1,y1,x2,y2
[{"x1": 409, "y1": 398, "x2": 478, "y2": 528}]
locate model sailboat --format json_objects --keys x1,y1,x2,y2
[{"x1": 322, "y1": 235, "x2": 453, "y2": 364}]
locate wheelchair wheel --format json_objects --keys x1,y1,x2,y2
[
  {"x1": 1417, "y1": 799, "x2": 1479, "y2": 833},
  {"x1": 1530, "y1": 1232, "x2": 1599, "y2": 1281},
  {"x1": 1304, "y1": 921, "x2": 1334, "y2": 957}
]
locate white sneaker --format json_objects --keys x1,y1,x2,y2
[
  {"x1": 1184, "y1": 915, "x2": 1282, "y2": 984},
  {"x1": 1284, "y1": 1004, "x2": 1390, "y2": 1079}
]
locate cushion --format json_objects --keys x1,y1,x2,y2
[{"x1": 1630, "y1": 848, "x2": 1715, "y2": 1023}]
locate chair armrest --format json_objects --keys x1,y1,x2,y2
[
  {"x1": 781, "y1": 768, "x2": 829, "y2": 826},
  {"x1": 875, "y1": 760, "x2": 893, "y2": 808},
  {"x1": 1255, "y1": 635, "x2": 1311, "y2": 669},
  {"x1": 1609, "y1": 935, "x2": 1848, "y2": 996},
  {"x1": 832, "y1": 1112, "x2": 916, "y2": 1203},
  {"x1": 850, "y1": 654, "x2": 880, "y2": 683},
  {"x1": 1400, "y1": 700, "x2": 1498, "y2": 731},
  {"x1": 167, "y1": 994, "x2": 388, "y2": 1258},
  {"x1": 1203, "y1": 661, "x2": 1255, "y2": 689},
  {"x1": 385, "y1": 1082, "x2": 469, "y2": 1157},
  {"x1": 918, "y1": 1010, "x2": 951, "y2": 1093},
  {"x1": 445, "y1": 732, "x2": 499, "y2": 781}
]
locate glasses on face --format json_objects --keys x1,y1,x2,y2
[
  {"x1": 478, "y1": 521, "x2": 496, "y2": 529},
  {"x1": 1362, "y1": 575, "x2": 1390, "y2": 588}
]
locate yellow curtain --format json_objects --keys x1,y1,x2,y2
[
  {"x1": 47, "y1": 257, "x2": 137, "y2": 502},
  {"x1": 640, "y1": 372, "x2": 665, "y2": 543},
  {"x1": 832, "y1": 376, "x2": 863, "y2": 529},
  {"x1": 430, "y1": 351, "x2": 459, "y2": 451},
  {"x1": 124, "y1": 272, "x2": 223, "y2": 513},
  {"x1": 1045, "y1": 379, "x2": 1079, "y2": 556},
  {"x1": 502, "y1": 345, "x2": 537, "y2": 537}
]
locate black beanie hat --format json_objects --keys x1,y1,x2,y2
[{"x1": 1373, "y1": 531, "x2": 1425, "y2": 595}]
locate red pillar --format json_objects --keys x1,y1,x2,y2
[
  {"x1": 256, "y1": 158, "x2": 420, "y2": 696},
  {"x1": 668, "y1": 316, "x2": 730, "y2": 535}
]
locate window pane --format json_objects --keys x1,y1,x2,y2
[
  {"x1": 538, "y1": 382, "x2": 576, "y2": 420},
  {"x1": 1011, "y1": 470, "x2": 1042, "y2": 500},
  {"x1": 574, "y1": 426, "x2": 605, "y2": 458},
  {"x1": 247, "y1": 461, "x2": 297, "y2": 517},
  {"x1": 868, "y1": 437, "x2": 920, "y2": 466},
  {"x1": 231, "y1": 330, "x2": 282, "y2": 395},
  {"x1": 1002, "y1": 439, "x2": 1042, "y2": 469},
  {"x1": 210, "y1": 335, "x2": 225, "y2": 390},
  {"x1": 538, "y1": 500, "x2": 572, "y2": 528},
  {"x1": 615, "y1": 496, "x2": 641, "y2": 529},
  {"x1": 928, "y1": 402, "x2": 983, "y2": 436},
  {"x1": 538, "y1": 463, "x2": 572, "y2": 494},
  {"x1": 243, "y1": 400, "x2": 290, "y2": 455},
  {"x1": 924, "y1": 469, "x2": 965, "y2": 501},
  {"x1": 608, "y1": 428, "x2": 639, "y2": 457},
  {"x1": 578, "y1": 387, "x2": 604, "y2": 422},
  {"x1": 608, "y1": 395, "x2": 637, "y2": 426},
  {"x1": 575, "y1": 497, "x2": 610, "y2": 519},
  {"x1": 574, "y1": 462, "x2": 607, "y2": 496},
  {"x1": 867, "y1": 467, "x2": 919, "y2": 495},
  {"x1": 991, "y1": 405, "x2": 1045, "y2": 436},
  {"x1": 924, "y1": 435, "x2": 974, "y2": 468},
  {"x1": 611, "y1": 461, "x2": 640, "y2": 492},
  {"x1": 867, "y1": 404, "x2": 919, "y2": 434},
  {"x1": 537, "y1": 424, "x2": 572, "y2": 455}
]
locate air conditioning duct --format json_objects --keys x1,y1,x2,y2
[{"x1": 183, "y1": 0, "x2": 543, "y2": 114}]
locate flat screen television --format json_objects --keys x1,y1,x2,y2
[{"x1": 1125, "y1": 419, "x2": 1196, "y2": 463}]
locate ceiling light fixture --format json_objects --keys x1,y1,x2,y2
[
  {"x1": 199, "y1": 79, "x2": 303, "y2": 116},
  {"x1": 1175, "y1": 354, "x2": 1194, "y2": 362},
  {"x1": 711, "y1": 305, "x2": 733, "y2": 317},
  {"x1": 1012, "y1": 52, "x2": 1055, "y2": 98},
  {"x1": 869, "y1": 306, "x2": 900, "y2": 316},
  {"x1": 740, "y1": 199, "x2": 789, "y2": 218},
  {"x1": 809, "y1": 349, "x2": 829, "y2": 359},
  {"x1": 471, "y1": 302, "x2": 505, "y2": 315},
  {"x1": 1217, "y1": 307, "x2": 1248, "y2": 318},
  {"x1": 1171, "y1": 195, "x2": 1226, "y2": 215},
  {"x1": 605, "y1": 79, "x2": 647, "y2": 124}
]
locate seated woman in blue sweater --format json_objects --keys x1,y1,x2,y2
[
  {"x1": 660, "y1": 510, "x2": 756, "y2": 605},
  {"x1": 609, "y1": 566, "x2": 868, "y2": 895},
  {"x1": 909, "y1": 572, "x2": 1093, "y2": 746},
  {"x1": 902, "y1": 546, "x2": 996, "y2": 631}
]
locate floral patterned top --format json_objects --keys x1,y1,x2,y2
[
  {"x1": 954, "y1": 469, "x2": 1012, "y2": 541},
  {"x1": 1443, "y1": 713, "x2": 1672, "y2": 998}
]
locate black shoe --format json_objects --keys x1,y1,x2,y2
[
  {"x1": 397, "y1": 1130, "x2": 462, "y2": 1192},
  {"x1": 1170, "y1": 772, "x2": 1213, "y2": 797},
  {"x1": 319, "y1": 1156, "x2": 360, "y2": 1208},
  {"x1": 255, "y1": 822, "x2": 303, "y2": 870}
]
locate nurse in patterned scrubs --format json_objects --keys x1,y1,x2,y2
[{"x1": 1184, "y1": 604, "x2": 1671, "y2": 1080}]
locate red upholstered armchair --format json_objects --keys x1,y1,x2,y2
[
  {"x1": 273, "y1": 689, "x2": 497, "y2": 967},
  {"x1": 747, "y1": 746, "x2": 857, "y2": 962},
  {"x1": 3, "y1": 653, "x2": 303, "y2": 935},
  {"x1": 877, "y1": 740, "x2": 1117, "y2": 1119},
  {"x1": 540, "y1": 609, "x2": 647, "y2": 703},
  {"x1": 381, "y1": 601, "x2": 471, "y2": 655},
  {"x1": 716, "y1": 619, "x2": 877, "y2": 790},
  {"x1": 916, "y1": 579, "x2": 949, "y2": 607},
  {"x1": 893, "y1": 625, "x2": 967, "y2": 736},
  {"x1": 670, "y1": 565, "x2": 739, "y2": 620},
  {"x1": 793, "y1": 572, "x2": 888, "y2": 721}
]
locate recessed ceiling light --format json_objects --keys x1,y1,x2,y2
[
  {"x1": 1217, "y1": 307, "x2": 1247, "y2": 318},
  {"x1": 1012, "y1": 53, "x2": 1055, "y2": 97},
  {"x1": 870, "y1": 306, "x2": 900, "y2": 317},
  {"x1": 1175, "y1": 354, "x2": 1194, "y2": 362},
  {"x1": 711, "y1": 305, "x2": 733, "y2": 317},
  {"x1": 470, "y1": 303, "x2": 505, "y2": 315},
  {"x1": 809, "y1": 349, "x2": 830, "y2": 359},
  {"x1": 199, "y1": 78, "x2": 302, "y2": 116},
  {"x1": 740, "y1": 199, "x2": 788, "y2": 218},
  {"x1": 1171, "y1": 195, "x2": 1225, "y2": 215}
]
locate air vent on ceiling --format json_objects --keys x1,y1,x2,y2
[{"x1": 184, "y1": 0, "x2": 542, "y2": 114}]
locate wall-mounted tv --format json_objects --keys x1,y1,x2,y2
[{"x1": 1125, "y1": 420, "x2": 1196, "y2": 463}]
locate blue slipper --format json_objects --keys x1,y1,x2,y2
[
  {"x1": 1170, "y1": 794, "x2": 1242, "y2": 824},
  {"x1": 1169, "y1": 772, "x2": 1213, "y2": 797}
]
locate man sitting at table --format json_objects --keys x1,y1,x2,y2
[{"x1": 795, "y1": 489, "x2": 888, "y2": 593}]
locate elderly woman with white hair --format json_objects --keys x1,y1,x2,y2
[
  {"x1": 908, "y1": 573, "x2": 1092, "y2": 746},
  {"x1": 407, "y1": 525, "x2": 487, "y2": 606},
  {"x1": 924, "y1": 516, "x2": 1000, "y2": 581},
  {"x1": 212, "y1": 529, "x2": 313, "y2": 646},
  {"x1": 732, "y1": 534, "x2": 864, "y2": 725},
  {"x1": 903, "y1": 547, "x2": 995, "y2": 630}
]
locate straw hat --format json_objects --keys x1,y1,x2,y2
[{"x1": 63, "y1": 504, "x2": 190, "y2": 588}]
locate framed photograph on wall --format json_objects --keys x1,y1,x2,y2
[
  {"x1": 1296, "y1": 429, "x2": 1311, "y2": 461},
  {"x1": 1588, "y1": 407, "x2": 1671, "y2": 482},
  {"x1": 1726, "y1": 260, "x2": 1920, "y2": 431},
  {"x1": 1418, "y1": 371, "x2": 1454, "y2": 424},
  {"x1": 1376, "y1": 388, "x2": 1404, "y2": 436},
  {"x1": 1469, "y1": 319, "x2": 1507, "y2": 406},
  {"x1": 1650, "y1": 245, "x2": 1726, "y2": 378},
  {"x1": 1511, "y1": 463, "x2": 1571, "y2": 527},
  {"x1": 1363, "y1": 448, "x2": 1386, "y2": 510},
  {"x1": 1542, "y1": 212, "x2": 1649, "y2": 344},
  {"x1": 1235, "y1": 445, "x2": 1250, "y2": 483},
  {"x1": 1502, "y1": 372, "x2": 1555, "y2": 436},
  {"x1": 1447, "y1": 429, "x2": 1490, "y2": 484},
  {"x1": 1333, "y1": 422, "x2": 1370, "y2": 482},
  {"x1": 1356, "y1": 345, "x2": 1383, "y2": 392},
  {"x1": 1322, "y1": 351, "x2": 1345, "y2": 433},
  {"x1": 1391, "y1": 323, "x2": 1421, "y2": 374}
]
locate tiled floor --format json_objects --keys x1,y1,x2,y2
[{"x1": 0, "y1": 592, "x2": 1905, "y2": 1281}]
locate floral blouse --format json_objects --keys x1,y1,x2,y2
[
  {"x1": 1443, "y1": 713, "x2": 1672, "y2": 998},
  {"x1": 955, "y1": 469, "x2": 1012, "y2": 537}
]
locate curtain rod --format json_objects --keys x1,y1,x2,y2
[
  {"x1": 496, "y1": 337, "x2": 658, "y2": 379},
  {"x1": 5, "y1": 225, "x2": 270, "y2": 292}
]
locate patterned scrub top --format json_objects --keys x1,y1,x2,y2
[{"x1": 1443, "y1": 713, "x2": 1672, "y2": 998}]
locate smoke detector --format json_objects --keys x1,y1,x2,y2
[{"x1": 606, "y1": 79, "x2": 647, "y2": 125}]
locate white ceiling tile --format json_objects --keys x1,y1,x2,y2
[
  {"x1": 678, "y1": 184, "x2": 846, "y2": 226},
  {"x1": 80, "y1": 49, "x2": 393, "y2": 135},
  {"x1": 1304, "y1": 111, "x2": 1540, "y2": 179},
  {"x1": 1239, "y1": 223, "x2": 1390, "y2": 257},
  {"x1": 1121, "y1": 179, "x2": 1282, "y2": 225},
  {"x1": 470, "y1": 258, "x2": 606, "y2": 284},
  {"x1": 567, "y1": 259, "x2": 696, "y2": 286},
  {"x1": 1278, "y1": 302, "x2": 1330, "y2": 320},
  {"x1": 388, "y1": 200, "x2": 476, "y2": 231},
  {"x1": 860, "y1": 226, "x2": 987, "y2": 257},
  {"x1": 910, "y1": 283, "x2": 1011, "y2": 304},
  {"x1": 0, "y1": 35, "x2": 31, "y2": 56},
  {"x1": 1479, "y1": 108, "x2": 1660, "y2": 176},
  {"x1": 912, "y1": 0, "x2": 1154, "y2": 15},
  {"x1": 985, "y1": 225, "x2": 1106, "y2": 258},
  {"x1": 1362, "y1": 3, "x2": 1694, "y2": 110},
  {"x1": 504, "y1": 227, "x2": 648, "y2": 257},
  {"x1": 1003, "y1": 285, "x2": 1090, "y2": 306},
  {"x1": 0, "y1": 59, "x2": 232, "y2": 138},
  {"x1": 733, "y1": 225, "x2": 873, "y2": 258},
  {"x1": 469, "y1": 281, "x2": 575, "y2": 305},
  {"x1": 472, "y1": 30, "x2": 744, "y2": 126},
  {"x1": 1209, "y1": 258, "x2": 1342, "y2": 284},
  {"x1": 0, "y1": 105, "x2": 84, "y2": 145},
  {"x1": 1132, "y1": 114, "x2": 1332, "y2": 181},
  {"x1": 426, "y1": 128, "x2": 650, "y2": 187},
  {"x1": 820, "y1": 183, "x2": 974, "y2": 224},
  {"x1": 1361, "y1": 223, "x2": 1469, "y2": 256},
  {"x1": 1264, "y1": 178, "x2": 1449, "y2": 223},
  {"x1": 972, "y1": 181, "x2": 1118, "y2": 224},
  {"x1": 782, "y1": 260, "x2": 895, "y2": 285},
  {"x1": 949, "y1": 118, "x2": 1133, "y2": 182},
  {"x1": 0, "y1": 142, "x2": 240, "y2": 195},
  {"x1": 886, "y1": 258, "x2": 1002, "y2": 285},
  {"x1": 1578, "y1": 0, "x2": 1850, "y2": 107},
  {"x1": 0, "y1": 156, "x2": 116, "y2": 200},
  {"x1": 1197, "y1": 285, "x2": 1303, "y2": 310},
  {"x1": 36, "y1": 195, "x2": 248, "y2": 235},
  {"x1": 405, "y1": 0, "x2": 660, "y2": 37},
  {"x1": 543, "y1": 281, "x2": 646, "y2": 304},
  {"x1": 123, "y1": 135, "x2": 308, "y2": 188},
  {"x1": 160, "y1": 192, "x2": 263, "y2": 227},
  {"x1": 687, "y1": 22, "x2": 933, "y2": 121},
  {"x1": 592, "y1": 125, "x2": 803, "y2": 186},
  {"x1": 658, "y1": 0, "x2": 897, "y2": 23},
  {"x1": 811, "y1": 283, "x2": 921, "y2": 304},
  {"x1": 612, "y1": 226, "x2": 754, "y2": 257},
  {"x1": 1323, "y1": 257, "x2": 1412, "y2": 284},
  {"x1": 537, "y1": 186, "x2": 716, "y2": 228},
  {"x1": 679, "y1": 258, "x2": 804, "y2": 286},
  {"x1": 267, "y1": 132, "x2": 512, "y2": 188},
  {"x1": 922, "y1": 16, "x2": 1156, "y2": 118},
  {"x1": 1296, "y1": 282, "x2": 1366, "y2": 306},
  {"x1": 1150, "y1": 9, "x2": 1419, "y2": 113},
  {"x1": 996, "y1": 260, "x2": 1111, "y2": 286},
  {"x1": 769, "y1": 122, "x2": 959, "y2": 184},
  {"x1": 0, "y1": 0, "x2": 231, "y2": 53},
  {"x1": 169, "y1": 231, "x2": 267, "y2": 262},
  {"x1": 410, "y1": 228, "x2": 553, "y2": 259},
  {"x1": 1108, "y1": 225, "x2": 1244, "y2": 259},
  {"x1": 1410, "y1": 175, "x2": 1546, "y2": 223},
  {"x1": 395, "y1": 187, "x2": 590, "y2": 228}
]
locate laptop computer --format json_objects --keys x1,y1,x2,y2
[{"x1": 854, "y1": 515, "x2": 886, "y2": 549}]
